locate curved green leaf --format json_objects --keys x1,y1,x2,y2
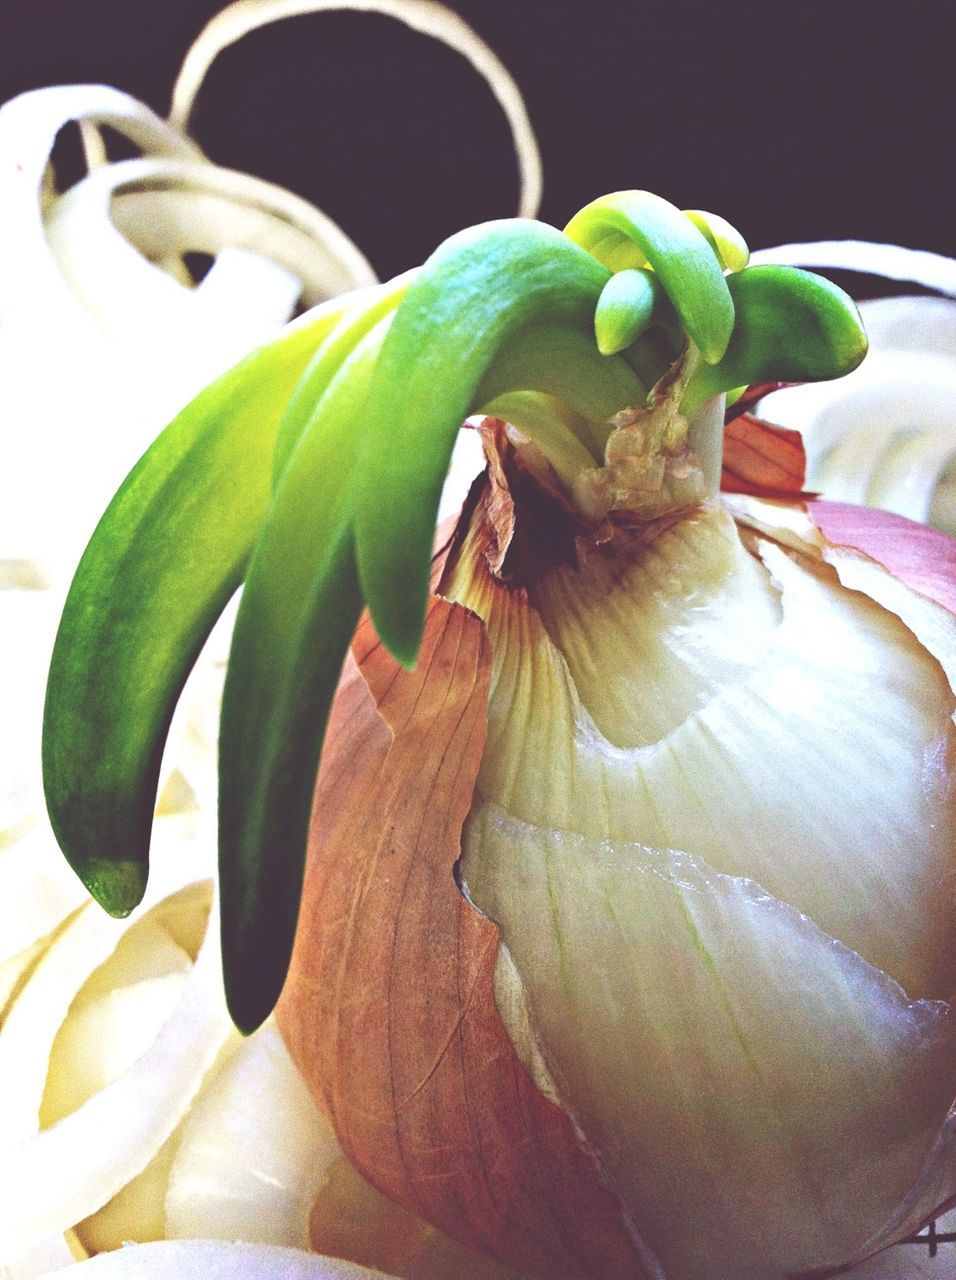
[
  {"x1": 218, "y1": 319, "x2": 389, "y2": 1032},
  {"x1": 353, "y1": 218, "x2": 611, "y2": 666},
  {"x1": 594, "y1": 268, "x2": 667, "y2": 356},
  {"x1": 476, "y1": 320, "x2": 647, "y2": 447},
  {"x1": 481, "y1": 392, "x2": 597, "y2": 489},
  {"x1": 683, "y1": 209, "x2": 750, "y2": 272},
  {"x1": 684, "y1": 266, "x2": 868, "y2": 412},
  {"x1": 563, "y1": 191, "x2": 736, "y2": 364},
  {"x1": 272, "y1": 274, "x2": 413, "y2": 484},
  {"x1": 42, "y1": 298, "x2": 355, "y2": 915}
]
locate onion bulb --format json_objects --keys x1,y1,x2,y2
[{"x1": 41, "y1": 189, "x2": 956, "y2": 1279}]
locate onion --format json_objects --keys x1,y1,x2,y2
[{"x1": 39, "y1": 178, "x2": 956, "y2": 1279}]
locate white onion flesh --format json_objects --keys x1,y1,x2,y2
[
  {"x1": 453, "y1": 500, "x2": 956, "y2": 1001},
  {"x1": 0, "y1": 832, "x2": 213, "y2": 1147},
  {"x1": 1, "y1": 1231, "x2": 86, "y2": 1280},
  {"x1": 445, "y1": 485, "x2": 956, "y2": 1279},
  {"x1": 0, "y1": 581, "x2": 65, "y2": 844},
  {"x1": 0, "y1": 891, "x2": 230, "y2": 1259},
  {"x1": 165, "y1": 1023, "x2": 341, "y2": 1248},
  {"x1": 44, "y1": 157, "x2": 375, "y2": 342},
  {"x1": 467, "y1": 801, "x2": 956, "y2": 1279},
  {"x1": 32, "y1": 1240, "x2": 397, "y2": 1279},
  {"x1": 0, "y1": 85, "x2": 199, "y2": 328}
]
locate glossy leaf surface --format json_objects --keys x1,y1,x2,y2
[
  {"x1": 686, "y1": 266, "x2": 867, "y2": 410},
  {"x1": 218, "y1": 321, "x2": 388, "y2": 1031},
  {"x1": 354, "y1": 219, "x2": 611, "y2": 665},
  {"x1": 42, "y1": 300, "x2": 354, "y2": 914}
]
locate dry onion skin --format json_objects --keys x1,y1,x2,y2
[
  {"x1": 40, "y1": 184, "x2": 956, "y2": 1280},
  {"x1": 750, "y1": 241, "x2": 956, "y2": 535}
]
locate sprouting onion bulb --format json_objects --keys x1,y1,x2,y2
[{"x1": 41, "y1": 188, "x2": 956, "y2": 1278}]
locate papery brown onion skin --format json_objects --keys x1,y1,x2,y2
[
  {"x1": 277, "y1": 590, "x2": 644, "y2": 1280},
  {"x1": 277, "y1": 444, "x2": 956, "y2": 1280}
]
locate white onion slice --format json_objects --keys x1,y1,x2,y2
[
  {"x1": 168, "y1": 0, "x2": 542, "y2": 220},
  {"x1": 0, "y1": 892, "x2": 230, "y2": 1259},
  {"x1": 0, "y1": 937, "x2": 49, "y2": 1024},
  {"x1": 34, "y1": 1240, "x2": 398, "y2": 1279},
  {"x1": 750, "y1": 239, "x2": 956, "y2": 297},
  {"x1": 41, "y1": 970, "x2": 191, "y2": 1129},
  {"x1": 866, "y1": 428, "x2": 956, "y2": 524},
  {"x1": 0, "y1": 816, "x2": 213, "y2": 1146},
  {"x1": 165, "y1": 1023, "x2": 341, "y2": 1247},
  {"x1": 0, "y1": 582, "x2": 65, "y2": 843},
  {"x1": 0, "y1": 75, "x2": 376, "y2": 573},
  {"x1": 752, "y1": 242, "x2": 956, "y2": 534},
  {"x1": 45, "y1": 156, "x2": 375, "y2": 346},
  {"x1": 0, "y1": 85, "x2": 199, "y2": 329},
  {"x1": 0, "y1": 828, "x2": 90, "y2": 962},
  {"x1": 2, "y1": 1231, "x2": 86, "y2": 1280}
]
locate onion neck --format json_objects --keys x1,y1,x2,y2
[{"x1": 484, "y1": 348, "x2": 726, "y2": 530}]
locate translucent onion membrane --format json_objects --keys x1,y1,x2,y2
[{"x1": 751, "y1": 242, "x2": 956, "y2": 536}]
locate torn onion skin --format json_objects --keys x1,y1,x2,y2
[
  {"x1": 279, "y1": 409, "x2": 956, "y2": 1280},
  {"x1": 278, "y1": 597, "x2": 642, "y2": 1280}
]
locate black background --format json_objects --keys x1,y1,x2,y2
[{"x1": 0, "y1": 0, "x2": 951, "y2": 283}]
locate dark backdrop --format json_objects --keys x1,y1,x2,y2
[{"x1": 0, "y1": 0, "x2": 950, "y2": 283}]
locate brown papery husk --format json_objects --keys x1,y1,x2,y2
[{"x1": 278, "y1": 412, "x2": 956, "y2": 1280}]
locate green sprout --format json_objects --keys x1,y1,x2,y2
[{"x1": 42, "y1": 191, "x2": 867, "y2": 1032}]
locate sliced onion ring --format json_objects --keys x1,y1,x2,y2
[
  {"x1": 0, "y1": 894, "x2": 230, "y2": 1260},
  {"x1": 0, "y1": 85, "x2": 199, "y2": 327},
  {"x1": 34, "y1": 1240, "x2": 398, "y2": 1279},
  {"x1": 168, "y1": 0, "x2": 543, "y2": 219},
  {"x1": 44, "y1": 156, "x2": 375, "y2": 338},
  {"x1": 750, "y1": 239, "x2": 956, "y2": 297},
  {"x1": 0, "y1": 833, "x2": 211, "y2": 1149}
]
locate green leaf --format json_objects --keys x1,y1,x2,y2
[
  {"x1": 272, "y1": 273, "x2": 413, "y2": 484},
  {"x1": 353, "y1": 218, "x2": 611, "y2": 666},
  {"x1": 217, "y1": 318, "x2": 389, "y2": 1032},
  {"x1": 594, "y1": 268, "x2": 667, "y2": 356},
  {"x1": 42, "y1": 299, "x2": 354, "y2": 916},
  {"x1": 481, "y1": 392, "x2": 597, "y2": 489},
  {"x1": 684, "y1": 266, "x2": 868, "y2": 411},
  {"x1": 476, "y1": 320, "x2": 647, "y2": 448},
  {"x1": 563, "y1": 191, "x2": 736, "y2": 364},
  {"x1": 683, "y1": 209, "x2": 750, "y2": 272}
]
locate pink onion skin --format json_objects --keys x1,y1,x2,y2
[{"x1": 809, "y1": 500, "x2": 956, "y2": 617}]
